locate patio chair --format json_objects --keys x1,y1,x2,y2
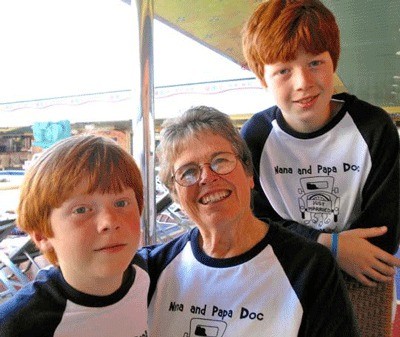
[
  {"x1": 344, "y1": 273, "x2": 394, "y2": 337},
  {"x1": 0, "y1": 221, "x2": 41, "y2": 299},
  {"x1": 0, "y1": 220, "x2": 15, "y2": 242},
  {"x1": 155, "y1": 192, "x2": 195, "y2": 243}
]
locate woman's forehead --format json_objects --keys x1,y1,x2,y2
[{"x1": 173, "y1": 133, "x2": 234, "y2": 166}]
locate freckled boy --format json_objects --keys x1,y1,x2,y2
[{"x1": 0, "y1": 135, "x2": 149, "y2": 337}]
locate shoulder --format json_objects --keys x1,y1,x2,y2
[
  {"x1": 266, "y1": 222, "x2": 345, "y2": 306},
  {"x1": 137, "y1": 229, "x2": 194, "y2": 276},
  {"x1": 267, "y1": 222, "x2": 335, "y2": 271},
  {"x1": 336, "y1": 93, "x2": 399, "y2": 156},
  {"x1": 0, "y1": 267, "x2": 66, "y2": 336},
  {"x1": 137, "y1": 230, "x2": 194, "y2": 303},
  {"x1": 336, "y1": 93, "x2": 396, "y2": 128},
  {"x1": 241, "y1": 106, "x2": 280, "y2": 155},
  {"x1": 138, "y1": 229, "x2": 191, "y2": 259},
  {"x1": 0, "y1": 267, "x2": 62, "y2": 315},
  {"x1": 241, "y1": 106, "x2": 278, "y2": 136}
]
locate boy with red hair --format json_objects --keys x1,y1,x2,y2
[
  {"x1": 241, "y1": 0, "x2": 400, "y2": 287},
  {"x1": 0, "y1": 135, "x2": 149, "y2": 337}
]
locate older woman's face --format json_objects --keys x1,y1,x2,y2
[{"x1": 172, "y1": 131, "x2": 254, "y2": 229}]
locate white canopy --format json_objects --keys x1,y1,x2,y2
[{"x1": 0, "y1": 1, "x2": 274, "y2": 127}]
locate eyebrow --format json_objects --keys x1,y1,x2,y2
[{"x1": 175, "y1": 151, "x2": 231, "y2": 169}]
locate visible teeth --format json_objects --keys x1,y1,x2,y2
[{"x1": 200, "y1": 191, "x2": 230, "y2": 204}]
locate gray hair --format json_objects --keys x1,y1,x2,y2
[{"x1": 157, "y1": 106, "x2": 253, "y2": 197}]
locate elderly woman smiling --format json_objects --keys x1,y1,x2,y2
[{"x1": 140, "y1": 106, "x2": 359, "y2": 337}]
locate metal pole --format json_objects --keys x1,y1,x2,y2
[{"x1": 131, "y1": 0, "x2": 156, "y2": 245}]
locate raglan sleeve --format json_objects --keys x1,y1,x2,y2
[
  {"x1": 349, "y1": 109, "x2": 400, "y2": 253},
  {"x1": 301, "y1": 247, "x2": 360, "y2": 337},
  {"x1": 241, "y1": 113, "x2": 278, "y2": 222}
]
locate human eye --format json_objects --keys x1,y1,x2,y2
[
  {"x1": 272, "y1": 67, "x2": 290, "y2": 77},
  {"x1": 178, "y1": 165, "x2": 198, "y2": 180},
  {"x1": 175, "y1": 164, "x2": 199, "y2": 184},
  {"x1": 309, "y1": 60, "x2": 322, "y2": 67},
  {"x1": 115, "y1": 199, "x2": 129, "y2": 208},
  {"x1": 212, "y1": 154, "x2": 231, "y2": 166},
  {"x1": 211, "y1": 153, "x2": 235, "y2": 172},
  {"x1": 73, "y1": 206, "x2": 91, "y2": 214}
]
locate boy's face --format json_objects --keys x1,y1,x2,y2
[
  {"x1": 263, "y1": 49, "x2": 335, "y2": 133},
  {"x1": 35, "y1": 182, "x2": 141, "y2": 296}
]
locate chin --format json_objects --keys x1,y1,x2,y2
[{"x1": 98, "y1": 259, "x2": 131, "y2": 275}]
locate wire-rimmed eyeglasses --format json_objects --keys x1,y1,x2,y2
[{"x1": 172, "y1": 152, "x2": 238, "y2": 187}]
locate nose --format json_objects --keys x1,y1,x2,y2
[
  {"x1": 294, "y1": 67, "x2": 314, "y2": 91},
  {"x1": 97, "y1": 207, "x2": 121, "y2": 233},
  {"x1": 198, "y1": 164, "x2": 219, "y2": 185}
]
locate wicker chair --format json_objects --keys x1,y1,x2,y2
[{"x1": 343, "y1": 274, "x2": 394, "y2": 337}]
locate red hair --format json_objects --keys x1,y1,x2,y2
[
  {"x1": 17, "y1": 135, "x2": 144, "y2": 264},
  {"x1": 242, "y1": 0, "x2": 340, "y2": 87}
]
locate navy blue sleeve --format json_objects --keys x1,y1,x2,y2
[
  {"x1": 0, "y1": 268, "x2": 66, "y2": 337},
  {"x1": 345, "y1": 95, "x2": 400, "y2": 253},
  {"x1": 268, "y1": 224, "x2": 360, "y2": 337},
  {"x1": 137, "y1": 230, "x2": 192, "y2": 305},
  {"x1": 241, "y1": 109, "x2": 279, "y2": 222}
]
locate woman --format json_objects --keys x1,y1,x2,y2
[{"x1": 140, "y1": 106, "x2": 359, "y2": 336}]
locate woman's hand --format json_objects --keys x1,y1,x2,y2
[{"x1": 319, "y1": 227, "x2": 400, "y2": 286}]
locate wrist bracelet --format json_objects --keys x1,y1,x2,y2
[{"x1": 331, "y1": 233, "x2": 339, "y2": 258}]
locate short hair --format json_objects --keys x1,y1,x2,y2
[
  {"x1": 242, "y1": 0, "x2": 340, "y2": 87},
  {"x1": 17, "y1": 135, "x2": 143, "y2": 265},
  {"x1": 157, "y1": 106, "x2": 253, "y2": 199}
]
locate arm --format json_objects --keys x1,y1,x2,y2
[
  {"x1": 327, "y1": 106, "x2": 400, "y2": 285},
  {"x1": 253, "y1": 189, "x2": 322, "y2": 240},
  {"x1": 302, "y1": 248, "x2": 360, "y2": 337},
  {"x1": 242, "y1": 102, "x2": 400, "y2": 285},
  {"x1": 349, "y1": 117, "x2": 400, "y2": 253},
  {"x1": 318, "y1": 228, "x2": 400, "y2": 286},
  {"x1": 291, "y1": 121, "x2": 400, "y2": 286}
]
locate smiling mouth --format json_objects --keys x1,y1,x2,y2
[
  {"x1": 294, "y1": 95, "x2": 318, "y2": 105},
  {"x1": 199, "y1": 190, "x2": 231, "y2": 205}
]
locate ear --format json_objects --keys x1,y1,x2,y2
[
  {"x1": 248, "y1": 175, "x2": 255, "y2": 190},
  {"x1": 31, "y1": 231, "x2": 54, "y2": 253}
]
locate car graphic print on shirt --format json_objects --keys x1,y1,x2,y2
[
  {"x1": 183, "y1": 318, "x2": 227, "y2": 337},
  {"x1": 297, "y1": 176, "x2": 340, "y2": 229}
]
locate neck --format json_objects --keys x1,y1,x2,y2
[
  {"x1": 63, "y1": 269, "x2": 125, "y2": 296},
  {"x1": 198, "y1": 216, "x2": 268, "y2": 258},
  {"x1": 283, "y1": 99, "x2": 344, "y2": 133}
]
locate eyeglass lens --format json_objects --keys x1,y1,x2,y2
[{"x1": 174, "y1": 152, "x2": 237, "y2": 187}]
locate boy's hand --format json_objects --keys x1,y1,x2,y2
[
  {"x1": 337, "y1": 227, "x2": 400, "y2": 286},
  {"x1": 319, "y1": 227, "x2": 400, "y2": 286}
]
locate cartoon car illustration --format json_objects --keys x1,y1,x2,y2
[
  {"x1": 298, "y1": 176, "x2": 340, "y2": 227},
  {"x1": 183, "y1": 318, "x2": 227, "y2": 337}
]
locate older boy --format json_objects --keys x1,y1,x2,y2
[
  {"x1": 0, "y1": 135, "x2": 149, "y2": 337},
  {"x1": 241, "y1": 0, "x2": 400, "y2": 287}
]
